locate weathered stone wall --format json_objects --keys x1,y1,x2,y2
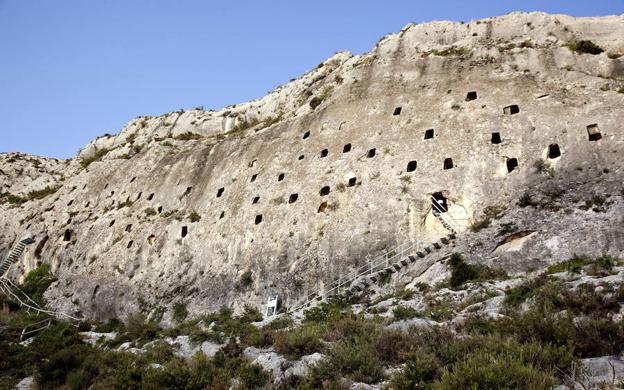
[{"x1": 1, "y1": 12, "x2": 623, "y2": 322}]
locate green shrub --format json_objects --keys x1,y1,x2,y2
[
  {"x1": 395, "y1": 288, "x2": 415, "y2": 301},
  {"x1": 546, "y1": 254, "x2": 592, "y2": 274},
  {"x1": 172, "y1": 302, "x2": 188, "y2": 324},
  {"x1": 21, "y1": 264, "x2": 56, "y2": 306},
  {"x1": 448, "y1": 254, "x2": 479, "y2": 288},
  {"x1": 26, "y1": 186, "x2": 61, "y2": 202},
  {"x1": 123, "y1": 313, "x2": 161, "y2": 343},
  {"x1": 307, "y1": 340, "x2": 385, "y2": 385},
  {"x1": 189, "y1": 211, "x2": 201, "y2": 223},
  {"x1": 273, "y1": 325, "x2": 323, "y2": 359},
  {"x1": 144, "y1": 207, "x2": 157, "y2": 217},
  {"x1": 303, "y1": 301, "x2": 348, "y2": 324},
  {"x1": 237, "y1": 362, "x2": 270, "y2": 388},
  {"x1": 80, "y1": 148, "x2": 110, "y2": 168},
  {"x1": 173, "y1": 132, "x2": 203, "y2": 141},
  {"x1": 390, "y1": 350, "x2": 440, "y2": 389},
  {"x1": 434, "y1": 350, "x2": 556, "y2": 389},
  {"x1": 567, "y1": 40, "x2": 604, "y2": 55},
  {"x1": 392, "y1": 306, "x2": 419, "y2": 321},
  {"x1": 239, "y1": 271, "x2": 253, "y2": 288},
  {"x1": 93, "y1": 318, "x2": 125, "y2": 333}
]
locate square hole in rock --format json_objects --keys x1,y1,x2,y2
[
  {"x1": 255, "y1": 215, "x2": 263, "y2": 224},
  {"x1": 278, "y1": 173, "x2": 285, "y2": 181},
  {"x1": 393, "y1": 107, "x2": 402, "y2": 116},
  {"x1": 219, "y1": 211, "x2": 225, "y2": 219},
  {"x1": 503, "y1": 104, "x2": 520, "y2": 115},
  {"x1": 250, "y1": 174, "x2": 257, "y2": 183},
  {"x1": 303, "y1": 131, "x2": 310, "y2": 139},
  {"x1": 407, "y1": 161, "x2": 417, "y2": 172},
  {"x1": 367, "y1": 148, "x2": 376, "y2": 158},
  {"x1": 181, "y1": 226, "x2": 188, "y2": 238},
  {"x1": 491, "y1": 132, "x2": 502, "y2": 144},
  {"x1": 320, "y1": 149, "x2": 329, "y2": 158},
  {"x1": 548, "y1": 144, "x2": 561, "y2": 159},
  {"x1": 343, "y1": 144, "x2": 351, "y2": 153},
  {"x1": 507, "y1": 158, "x2": 519, "y2": 172},
  {"x1": 444, "y1": 158, "x2": 454, "y2": 170},
  {"x1": 252, "y1": 196, "x2": 260, "y2": 204},
  {"x1": 289, "y1": 193, "x2": 298, "y2": 203},
  {"x1": 320, "y1": 186, "x2": 330, "y2": 196},
  {"x1": 424, "y1": 129, "x2": 434, "y2": 140},
  {"x1": 466, "y1": 91, "x2": 477, "y2": 101},
  {"x1": 348, "y1": 177, "x2": 357, "y2": 187},
  {"x1": 217, "y1": 187, "x2": 224, "y2": 197},
  {"x1": 587, "y1": 124, "x2": 602, "y2": 141}
]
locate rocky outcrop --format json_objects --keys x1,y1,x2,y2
[{"x1": 1, "y1": 12, "x2": 623, "y2": 322}]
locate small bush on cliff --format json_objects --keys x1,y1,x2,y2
[
  {"x1": 173, "y1": 132, "x2": 203, "y2": 141},
  {"x1": 80, "y1": 148, "x2": 110, "y2": 168},
  {"x1": 273, "y1": 326, "x2": 323, "y2": 358},
  {"x1": 172, "y1": 302, "x2": 188, "y2": 324},
  {"x1": 189, "y1": 211, "x2": 201, "y2": 222},
  {"x1": 567, "y1": 40, "x2": 604, "y2": 55},
  {"x1": 25, "y1": 185, "x2": 61, "y2": 202},
  {"x1": 392, "y1": 306, "x2": 419, "y2": 321},
  {"x1": 22, "y1": 264, "x2": 56, "y2": 306}
]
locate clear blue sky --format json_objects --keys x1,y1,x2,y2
[{"x1": 1, "y1": 1, "x2": 622, "y2": 159}]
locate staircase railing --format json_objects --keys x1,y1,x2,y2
[
  {"x1": 289, "y1": 197, "x2": 465, "y2": 314},
  {"x1": 290, "y1": 240, "x2": 421, "y2": 312},
  {"x1": 0, "y1": 237, "x2": 35, "y2": 277}
]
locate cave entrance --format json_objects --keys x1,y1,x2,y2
[
  {"x1": 507, "y1": 158, "x2": 519, "y2": 173},
  {"x1": 587, "y1": 124, "x2": 602, "y2": 141},
  {"x1": 443, "y1": 158, "x2": 454, "y2": 170},
  {"x1": 491, "y1": 132, "x2": 502, "y2": 144},
  {"x1": 504, "y1": 105, "x2": 520, "y2": 115},
  {"x1": 431, "y1": 192, "x2": 448, "y2": 213},
  {"x1": 548, "y1": 144, "x2": 561, "y2": 159},
  {"x1": 393, "y1": 107, "x2": 402, "y2": 116},
  {"x1": 466, "y1": 91, "x2": 478, "y2": 101},
  {"x1": 424, "y1": 129, "x2": 434, "y2": 140}
]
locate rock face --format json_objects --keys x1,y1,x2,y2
[{"x1": 1, "y1": 12, "x2": 623, "y2": 321}]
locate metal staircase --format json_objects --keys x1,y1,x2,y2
[
  {"x1": 289, "y1": 196, "x2": 463, "y2": 313},
  {"x1": 0, "y1": 237, "x2": 35, "y2": 277}
]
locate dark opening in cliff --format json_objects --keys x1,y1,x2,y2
[
  {"x1": 491, "y1": 132, "x2": 502, "y2": 144},
  {"x1": 127, "y1": 240, "x2": 133, "y2": 249},
  {"x1": 303, "y1": 131, "x2": 310, "y2": 139},
  {"x1": 318, "y1": 202, "x2": 327, "y2": 213},
  {"x1": 432, "y1": 192, "x2": 448, "y2": 213},
  {"x1": 548, "y1": 144, "x2": 561, "y2": 159},
  {"x1": 466, "y1": 91, "x2": 478, "y2": 101},
  {"x1": 251, "y1": 174, "x2": 257, "y2": 183},
  {"x1": 320, "y1": 149, "x2": 328, "y2": 158},
  {"x1": 158, "y1": 206, "x2": 163, "y2": 213},
  {"x1": 289, "y1": 193, "x2": 298, "y2": 203},
  {"x1": 181, "y1": 226, "x2": 188, "y2": 237},
  {"x1": 219, "y1": 211, "x2": 225, "y2": 219},
  {"x1": 367, "y1": 148, "x2": 376, "y2": 158},
  {"x1": 67, "y1": 200, "x2": 74, "y2": 206},
  {"x1": 252, "y1": 196, "x2": 260, "y2": 204},
  {"x1": 587, "y1": 124, "x2": 602, "y2": 141},
  {"x1": 348, "y1": 177, "x2": 357, "y2": 187},
  {"x1": 63, "y1": 229, "x2": 72, "y2": 242},
  {"x1": 130, "y1": 177, "x2": 136, "y2": 183},
  {"x1": 148, "y1": 193, "x2": 155, "y2": 201},
  {"x1": 393, "y1": 107, "x2": 402, "y2": 116},
  {"x1": 444, "y1": 158, "x2": 454, "y2": 170},
  {"x1": 507, "y1": 158, "x2": 519, "y2": 173},
  {"x1": 424, "y1": 129, "x2": 434, "y2": 139},
  {"x1": 136, "y1": 192, "x2": 142, "y2": 200},
  {"x1": 278, "y1": 173, "x2": 285, "y2": 181},
  {"x1": 109, "y1": 220, "x2": 115, "y2": 227},
  {"x1": 125, "y1": 224, "x2": 132, "y2": 232},
  {"x1": 217, "y1": 187, "x2": 224, "y2": 197},
  {"x1": 255, "y1": 215, "x2": 263, "y2": 224},
  {"x1": 407, "y1": 161, "x2": 417, "y2": 172},
  {"x1": 504, "y1": 104, "x2": 520, "y2": 115},
  {"x1": 320, "y1": 186, "x2": 330, "y2": 196},
  {"x1": 343, "y1": 144, "x2": 351, "y2": 153},
  {"x1": 298, "y1": 155, "x2": 304, "y2": 160}
]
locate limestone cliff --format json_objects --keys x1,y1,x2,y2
[{"x1": 1, "y1": 12, "x2": 623, "y2": 322}]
